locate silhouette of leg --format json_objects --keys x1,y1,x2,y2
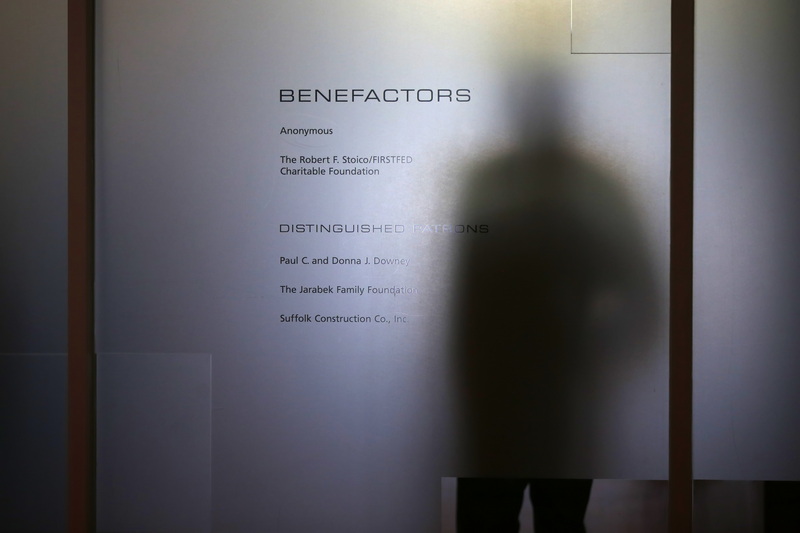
[
  {"x1": 765, "y1": 481, "x2": 800, "y2": 532},
  {"x1": 529, "y1": 479, "x2": 592, "y2": 533},
  {"x1": 457, "y1": 478, "x2": 528, "y2": 533}
]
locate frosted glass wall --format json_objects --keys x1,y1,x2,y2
[
  {"x1": 695, "y1": 0, "x2": 800, "y2": 480},
  {"x1": 96, "y1": 1, "x2": 670, "y2": 530}
]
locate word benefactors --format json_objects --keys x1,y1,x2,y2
[{"x1": 280, "y1": 88, "x2": 470, "y2": 103}]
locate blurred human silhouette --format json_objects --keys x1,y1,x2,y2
[{"x1": 453, "y1": 70, "x2": 657, "y2": 532}]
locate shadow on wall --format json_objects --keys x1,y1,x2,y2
[
  {"x1": 449, "y1": 67, "x2": 659, "y2": 531},
  {"x1": 452, "y1": 66, "x2": 658, "y2": 476}
]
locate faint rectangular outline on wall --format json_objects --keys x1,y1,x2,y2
[
  {"x1": 95, "y1": 352, "x2": 213, "y2": 533},
  {"x1": 570, "y1": 0, "x2": 671, "y2": 55}
]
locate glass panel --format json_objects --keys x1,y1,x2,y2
[
  {"x1": 695, "y1": 0, "x2": 800, "y2": 480},
  {"x1": 96, "y1": 1, "x2": 670, "y2": 530},
  {"x1": 0, "y1": 1, "x2": 68, "y2": 531}
]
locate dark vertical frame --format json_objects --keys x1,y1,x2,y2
[
  {"x1": 68, "y1": 0, "x2": 95, "y2": 531},
  {"x1": 670, "y1": 0, "x2": 694, "y2": 531}
]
